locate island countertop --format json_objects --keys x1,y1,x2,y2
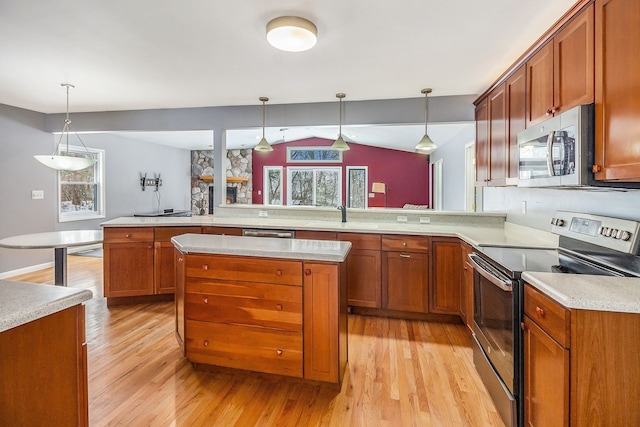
[
  {"x1": 172, "y1": 233, "x2": 352, "y2": 262},
  {"x1": 0, "y1": 280, "x2": 93, "y2": 333}
]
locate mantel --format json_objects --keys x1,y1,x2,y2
[{"x1": 198, "y1": 176, "x2": 248, "y2": 183}]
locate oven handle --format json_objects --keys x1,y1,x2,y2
[
  {"x1": 546, "y1": 131, "x2": 556, "y2": 177},
  {"x1": 468, "y1": 253, "x2": 514, "y2": 292}
]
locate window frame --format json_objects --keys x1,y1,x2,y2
[
  {"x1": 346, "y1": 166, "x2": 368, "y2": 209},
  {"x1": 263, "y1": 166, "x2": 284, "y2": 206},
  {"x1": 286, "y1": 146, "x2": 343, "y2": 163},
  {"x1": 58, "y1": 145, "x2": 106, "y2": 222},
  {"x1": 286, "y1": 166, "x2": 342, "y2": 207}
]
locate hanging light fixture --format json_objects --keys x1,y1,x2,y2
[
  {"x1": 266, "y1": 16, "x2": 317, "y2": 52},
  {"x1": 331, "y1": 93, "x2": 350, "y2": 151},
  {"x1": 415, "y1": 88, "x2": 438, "y2": 153},
  {"x1": 34, "y1": 83, "x2": 97, "y2": 171},
  {"x1": 254, "y1": 97, "x2": 273, "y2": 152}
]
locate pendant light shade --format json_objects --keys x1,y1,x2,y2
[
  {"x1": 266, "y1": 16, "x2": 317, "y2": 52},
  {"x1": 254, "y1": 97, "x2": 273, "y2": 152},
  {"x1": 415, "y1": 88, "x2": 438, "y2": 153},
  {"x1": 331, "y1": 93, "x2": 350, "y2": 151},
  {"x1": 34, "y1": 83, "x2": 97, "y2": 171}
]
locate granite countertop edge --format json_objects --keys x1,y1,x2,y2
[{"x1": 0, "y1": 280, "x2": 93, "y2": 333}]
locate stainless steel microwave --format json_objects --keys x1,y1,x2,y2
[{"x1": 517, "y1": 104, "x2": 593, "y2": 187}]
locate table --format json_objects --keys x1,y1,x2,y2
[{"x1": 0, "y1": 230, "x2": 103, "y2": 286}]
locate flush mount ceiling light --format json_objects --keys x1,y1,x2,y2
[
  {"x1": 331, "y1": 93, "x2": 350, "y2": 151},
  {"x1": 254, "y1": 97, "x2": 273, "y2": 152},
  {"x1": 266, "y1": 16, "x2": 317, "y2": 52},
  {"x1": 34, "y1": 83, "x2": 97, "y2": 171},
  {"x1": 415, "y1": 88, "x2": 438, "y2": 154}
]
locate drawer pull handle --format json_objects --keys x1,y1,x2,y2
[
  {"x1": 305, "y1": 269, "x2": 312, "y2": 276},
  {"x1": 203, "y1": 297, "x2": 208, "y2": 304},
  {"x1": 276, "y1": 270, "x2": 283, "y2": 276},
  {"x1": 202, "y1": 264, "x2": 209, "y2": 271},
  {"x1": 276, "y1": 349, "x2": 283, "y2": 356},
  {"x1": 203, "y1": 340, "x2": 209, "y2": 347},
  {"x1": 536, "y1": 306, "x2": 545, "y2": 318},
  {"x1": 521, "y1": 322, "x2": 526, "y2": 331},
  {"x1": 276, "y1": 304, "x2": 283, "y2": 311},
  {"x1": 402, "y1": 242, "x2": 407, "y2": 247},
  {"x1": 148, "y1": 244, "x2": 153, "y2": 249},
  {"x1": 400, "y1": 254, "x2": 411, "y2": 258},
  {"x1": 178, "y1": 257, "x2": 183, "y2": 263},
  {"x1": 125, "y1": 234, "x2": 131, "y2": 238}
]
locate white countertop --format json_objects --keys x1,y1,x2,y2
[
  {"x1": 172, "y1": 234, "x2": 352, "y2": 262},
  {"x1": 0, "y1": 230, "x2": 103, "y2": 249},
  {"x1": 101, "y1": 215, "x2": 557, "y2": 249},
  {"x1": 523, "y1": 272, "x2": 640, "y2": 314},
  {"x1": 0, "y1": 280, "x2": 93, "y2": 333}
]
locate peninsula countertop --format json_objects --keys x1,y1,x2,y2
[
  {"x1": 172, "y1": 233, "x2": 352, "y2": 262},
  {"x1": 0, "y1": 280, "x2": 93, "y2": 333}
]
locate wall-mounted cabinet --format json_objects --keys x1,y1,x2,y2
[{"x1": 593, "y1": 0, "x2": 640, "y2": 181}]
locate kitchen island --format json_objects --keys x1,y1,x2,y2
[
  {"x1": 0, "y1": 280, "x2": 92, "y2": 425},
  {"x1": 172, "y1": 233, "x2": 351, "y2": 384}
]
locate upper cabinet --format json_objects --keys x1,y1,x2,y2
[
  {"x1": 526, "y1": 4, "x2": 595, "y2": 127},
  {"x1": 506, "y1": 66, "x2": 527, "y2": 182},
  {"x1": 594, "y1": 0, "x2": 640, "y2": 181}
]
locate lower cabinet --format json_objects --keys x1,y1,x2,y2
[
  {"x1": 460, "y1": 242, "x2": 474, "y2": 332},
  {"x1": 154, "y1": 227, "x2": 201, "y2": 294},
  {"x1": 104, "y1": 227, "x2": 155, "y2": 297},
  {"x1": 382, "y1": 235, "x2": 430, "y2": 313},
  {"x1": 523, "y1": 283, "x2": 640, "y2": 426},
  {"x1": 430, "y1": 237, "x2": 462, "y2": 315},
  {"x1": 340, "y1": 233, "x2": 382, "y2": 308},
  {"x1": 0, "y1": 304, "x2": 88, "y2": 425}
]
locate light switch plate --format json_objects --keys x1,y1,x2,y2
[
  {"x1": 258, "y1": 210, "x2": 268, "y2": 217},
  {"x1": 31, "y1": 190, "x2": 44, "y2": 199},
  {"x1": 397, "y1": 215, "x2": 408, "y2": 223},
  {"x1": 420, "y1": 217, "x2": 431, "y2": 224}
]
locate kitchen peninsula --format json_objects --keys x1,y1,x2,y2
[{"x1": 172, "y1": 233, "x2": 351, "y2": 383}]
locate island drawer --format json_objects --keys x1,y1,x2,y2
[
  {"x1": 524, "y1": 284, "x2": 571, "y2": 347},
  {"x1": 154, "y1": 226, "x2": 201, "y2": 242},
  {"x1": 186, "y1": 255, "x2": 302, "y2": 285},
  {"x1": 186, "y1": 320, "x2": 303, "y2": 378},
  {"x1": 381, "y1": 235, "x2": 429, "y2": 253},
  {"x1": 339, "y1": 233, "x2": 381, "y2": 250},
  {"x1": 103, "y1": 227, "x2": 154, "y2": 243},
  {"x1": 185, "y1": 279, "x2": 303, "y2": 331}
]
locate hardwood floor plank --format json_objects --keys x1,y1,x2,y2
[{"x1": 7, "y1": 256, "x2": 504, "y2": 426}]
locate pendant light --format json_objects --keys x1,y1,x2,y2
[
  {"x1": 254, "y1": 97, "x2": 273, "y2": 152},
  {"x1": 415, "y1": 88, "x2": 438, "y2": 153},
  {"x1": 331, "y1": 93, "x2": 350, "y2": 151},
  {"x1": 266, "y1": 16, "x2": 317, "y2": 52},
  {"x1": 34, "y1": 83, "x2": 97, "y2": 171}
]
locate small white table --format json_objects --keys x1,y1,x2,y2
[{"x1": 0, "y1": 230, "x2": 103, "y2": 286}]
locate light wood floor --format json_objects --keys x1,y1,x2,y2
[{"x1": 9, "y1": 256, "x2": 504, "y2": 426}]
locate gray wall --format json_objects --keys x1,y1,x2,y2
[
  {"x1": 0, "y1": 104, "x2": 190, "y2": 275},
  {"x1": 483, "y1": 186, "x2": 640, "y2": 231}
]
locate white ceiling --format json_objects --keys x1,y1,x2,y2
[{"x1": 1, "y1": 0, "x2": 577, "y2": 114}]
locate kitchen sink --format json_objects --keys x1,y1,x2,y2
[{"x1": 305, "y1": 221, "x2": 378, "y2": 229}]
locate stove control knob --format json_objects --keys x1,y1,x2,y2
[
  {"x1": 556, "y1": 219, "x2": 565, "y2": 227},
  {"x1": 598, "y1": 226, "x2": 605, "y2": 235},
  {"x1": 600, "y1": 227, "x2": 609, "y2": 236},
  {"x1": 550, "y1": 218, "x2": 557, "y2": 225},
  {"x1": 610, "y1": 229, "x2": 619, "y2": 238},
  {"x1": 620, "y1": 231, "x2": 632, "y2": 241}
]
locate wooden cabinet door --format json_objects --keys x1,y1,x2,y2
[
  {"x1": 155, "y1": 242, "x2": 177, "y2": 294},
  {"x1": 594, "y1": 0, "x2": 640, "y2": 181},
  {"x1": 430, "y1": 238, "x2": 462, "y2": 315},
  {"x1": 527, "y1": 42, "x2": 555, "y2": 127},
  {"x1": 554, "y1": 4, "x2": 594, "y2": 113},
  {"x1": 488, "y1": 83, "x2": 507, "y2": 186},
  {"x1": 175, "y1": 248, "x2": 186, "y2": 355},
  {"x1": 303, "y1": 262, "x2": 341, "y2": 383},
  {"x1": 382, "y1": 251, "x2": 429, "y2": 313},
  {"x1": 506, "y1": 65, "x2": 526, "y2": 181},
  {"x1": 523, "y1": 315, "x2": 570, "y2": 427},
  {"x1": 460, "y1": 242, "x2": 474, "y2": 332},
  {"x1": 346, "y1": 249, "x2": 381, "y2": 308},
  {"x1": 104, "y1": 242, "x2": 154, "y2": 297},
  {"x1": 475, "y1": 97, "x2": 490, "y2": 186}
]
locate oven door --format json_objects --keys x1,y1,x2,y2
[{"x1": 469, "y1": 253, "x2": 518, "y2": 394}]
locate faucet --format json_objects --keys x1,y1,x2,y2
[{"x1": 337, "y1": 205, "x2": 347, "y2": 223}]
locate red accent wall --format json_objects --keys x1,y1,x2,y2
[{"x1": 252, "y1": 138, "x2": 430, "y2": 208}]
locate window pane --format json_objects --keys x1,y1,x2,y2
[
  {"x1": 59, "y1": 151, "x2": 96, "y2": 183},
  {"x1": 60, "y1": 184, "x2": 97, "y2": 213},
  {"x1": 266, "y1": 168, "x2": 282, "y2": 205},
  {"x1": 348, "y1": 168, "x2": 366, "y2": 208},
  {"x1": 290, "y1": 170, "x2": 314, "y2": 205},
  {"x1": 315, "y1": 170, "x2": 340, "y2": 206}
]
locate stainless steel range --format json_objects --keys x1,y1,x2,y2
[{"x1": 469, "y1": 211, "x2": 640, "y2": 427}]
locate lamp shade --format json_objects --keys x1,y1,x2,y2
[
  {"x1": 34, "y1": 155, "x2": 96, "y2": 171},
  {"x1": 330, "y1": 135, "x2": 350, "y2": 151},
  {"x1": 371, "y1": 182, "x2": 386, "y2": 193},
  {"x1": 254, "y1": 137, "x2": 274, "y2": 152},
  {"x1": 266, "y1": 16, "x2": 317, "y2": 52},
  {"x1": 415, "y1": 134, "x2": 437, "y2": 153}
]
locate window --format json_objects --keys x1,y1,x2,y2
[
  {"x1": 287, "y1": 167, "x2": 342, "y2": 206},
  {"x1": 263, "y1": 166, "x2": 283, "y2": 205},
  {"x1": 58, "y1": 146, "x2": 105, "y2": 222},
  {"x1": 346, "y1": 166, "x2": 368, "y2": 208},
  {"x1": 286, "y1": 147, "x2": 342, "y2": 163}
]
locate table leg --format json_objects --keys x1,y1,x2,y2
[{"x1": 54, "y1": 247, "x2": 67, "y2": 286}]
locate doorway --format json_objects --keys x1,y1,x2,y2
[{"x1": 432, "y1": 159, "x2": 443, "y2": 210}]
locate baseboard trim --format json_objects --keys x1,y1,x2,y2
[{"x1": 0, "y1": 262, "x2": 55, "y2": 279}]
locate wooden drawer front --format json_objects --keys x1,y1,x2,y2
[
  {"x1": 185, "y1": 279, "x2": 302, "y2": 331},
  {"x1": 296, "y1": 230, "x2": 338, "y2": 240},
  {"x1": 186, "y1": 255, "x2": 302, "y2": 285},
  {"x1": 382, "y1": 235, "x2": 429, "y2": 253},
  {"x1": 103, "y1": 227, "x2": 154, "y2": 243},
  {"x1": 154, "y1": 226, "x2": 201, "y2": 242},
  {"x1": 202, "y1": 226, "x2": 243, "y2": 236},
  {"x1": 524, "y1": 285, "x2": 570, "y2": 347},
  {"x1": 339, "y1": 233, "x2": 381, "y2": 250},
  {"x1": 186, "y1": 320, "x2": 303, "y2": 378}
]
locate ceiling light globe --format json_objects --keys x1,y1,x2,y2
[{"x1": 267, "y1": 16, "x2": 317, "y2": 52}]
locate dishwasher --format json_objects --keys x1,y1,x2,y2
[{"x1": 242, "y1": 229, "x2": 296, "y2": 238}]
